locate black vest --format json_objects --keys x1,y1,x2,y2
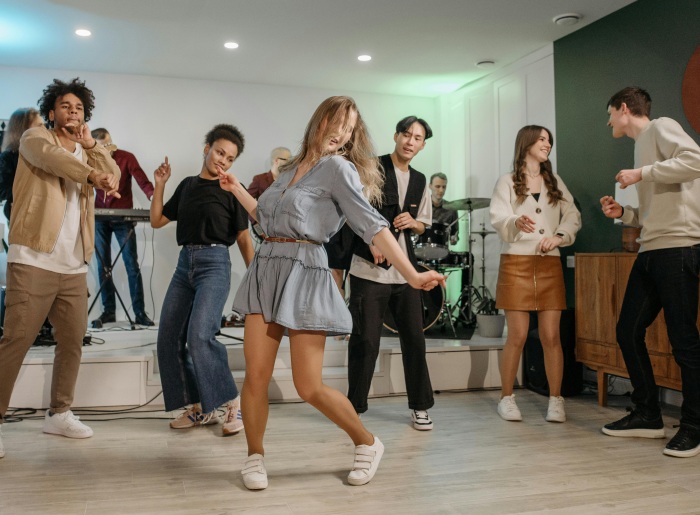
[{"x1": 353, "y1": 154, "x2": 426, "y2": 269}]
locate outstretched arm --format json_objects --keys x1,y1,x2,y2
[{"x1": 219, "y1": 170, "x2": 259, "y2": 221}]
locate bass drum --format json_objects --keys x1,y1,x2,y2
[{"x1": 383, "y1": 264, "x2": 444, "y2": 333}]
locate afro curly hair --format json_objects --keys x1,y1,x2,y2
[{"x1": 38, "y1": 77, "x2": 96, "y2": 126}]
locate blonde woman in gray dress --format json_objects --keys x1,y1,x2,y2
[{"x1": 219, "y1": 96, "x2": 445, "y2": 490}]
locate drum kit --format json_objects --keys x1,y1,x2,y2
[{"x1": 383, "y1": 197, "x2": 496, "y2": 336}]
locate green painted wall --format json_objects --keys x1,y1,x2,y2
[{"x1": 553, "y1": 0, "x2": 700, "y2": 305}]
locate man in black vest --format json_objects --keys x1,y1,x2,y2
[{"x1": 347, "y1": 116, "x2": 435, "y2": 430}]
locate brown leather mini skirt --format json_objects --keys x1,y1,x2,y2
[{"x1": 495, "y1": 254, "x2": 566, "y2": 311}]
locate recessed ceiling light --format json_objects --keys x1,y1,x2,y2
[
  {"x1": 358, "y1": 55, "x2": 372, "y2": 62},
  {"x1": 224, "y1": 41, "x2": 239, "y2": 49},
  {"x1": 553, "y1": 13, "x2": 582, "y2": 26},
  {"x1": 75, "y1": 29, "x2": 91, "y2": 37},
  {"x1": 475, "y1": 60, "x2": 495, "y2": 69}
]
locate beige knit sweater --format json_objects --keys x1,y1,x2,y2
[
  {"x1": 489, "y1": 173, "x2": 581, "y2": 256},
  {"x1": 618, "y1": 117, "x2": 700, "y2": 252}
]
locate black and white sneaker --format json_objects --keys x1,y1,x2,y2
[
  {"x1": 664, "y1": 426, "x2": 700, "y2": 458},
  {"x1": 411, "y1": 410, "x2": 433, "y2": 431},
  {"x1": 602, "y1": 410, "x2": 665, "y2": 438}
]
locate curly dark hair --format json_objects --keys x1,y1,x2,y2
[
  {"x1": 204, "y1": 123, "x2": 245, "y2": 155},
  {"x1": 38, "y1": 78, "x2": 96, "y2": 125}
]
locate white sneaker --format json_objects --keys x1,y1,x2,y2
[
  {"x1": 348, "y1": 436, "x2": 384, "y2": 486},
  {"x1": 242, "y1": 453, "x2": 268, "y2": 490},
  {"x1": 411, "y1": 410, "x2": 434, "y2": 431},
  {"x1": 497, "y1": 394, "x2": 523, "y2": 421},
  {"x1": 43, "y1": 410, "x2": 93, "y2": 439},
  {"x1": 0, "y1": 425, "x2": 5, "y2": 458},
  {"x1": 222, "y1": 396, "x2": 244, "y2": 436},
  {"x1": 546, "y1": 396, "x2": 566, "y2": 423},
  {"x1": 169, "y1": 404, "x2": 219, "y2": 429}
]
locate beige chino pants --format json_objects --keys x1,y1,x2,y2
[{"x1": 0, "y1": 263, "x2": 88, "y2": 422}]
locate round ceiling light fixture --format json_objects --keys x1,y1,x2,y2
[
  {"x1": 358, "y1": 55, "x2": 372, "y2": 62},
  {"x1": 475, "y1": 60, "x2": 496, "y2": 70},
  {"x1": 224, "y1": 41, "x2": 239, "y2": 49},
  {"x1": 553, "y1": 13, "x2": 582, "y2": 26},
  {"x1": 75, "y1": 29, "x2": 92, "y2": 37}
]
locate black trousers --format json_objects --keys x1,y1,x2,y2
[{"x1": 347, "y1": 275, "x2": 434, "y2": 413}]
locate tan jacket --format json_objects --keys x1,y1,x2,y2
[{"x1": 10, "y1": 125, "x2": 120, "y2": 262}]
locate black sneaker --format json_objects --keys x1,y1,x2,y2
[
  {"x1": 135, "y1": 314, "x2": 155, "y2": 327},
  {"x1": 601, "y1": 410, "x2": 665, "y2": 438},
  {"x1": 90, "y1": 312, "x2": 116, "y2": 329},
  {"x1": 663, "y1": 426, "x2": 700, "y2": 458}
]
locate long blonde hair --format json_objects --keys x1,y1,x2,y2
[
  {"x1": 284, "y1": 96, "x2": 383, "y2": 205},
  {"x1": 2, "y1": 108, "x2": 41, "y2": 152}
]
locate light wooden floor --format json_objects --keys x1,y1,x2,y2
[{"x1": 0, "y1": 390, "x2": 698, "y2": 515}]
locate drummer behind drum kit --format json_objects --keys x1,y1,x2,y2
[{"x1": 383, "y1": 197, "x2": 496, "y2": 337}]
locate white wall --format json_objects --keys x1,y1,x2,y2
[
  {"x1": 436, "y1": 45, "x2": 556, "y2": 305},
  {"x1": 0, "y1": 66, "x2": 438, "y2": 321}
]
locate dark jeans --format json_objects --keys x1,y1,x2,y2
[
  {"x1": 617, "y1": 245, "x2": 700, "y2": 429},
  {"x1": 157, "y1": 245, "x2": 238, "y2": 414},
  {"x1": 347, "y1": 275, "x2": 434, "y2": 413},
  {"x1": 94, "y1": 220, "x2": 146, "y2": 317}
]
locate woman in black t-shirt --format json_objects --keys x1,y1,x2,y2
[{"x1": 150, "y1": 124, "x2": 254, "y2": 436}]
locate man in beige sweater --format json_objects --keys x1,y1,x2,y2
[
  {"x1": 0, "y1": 78, "x2": 120, "y2": 459},
  {"x1": 600, "y1": 86, "x2": 700, "y2": 458}
]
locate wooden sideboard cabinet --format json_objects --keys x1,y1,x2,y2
[{"x1": 574, "y1": 253, "x2": 697, "y2": 406}]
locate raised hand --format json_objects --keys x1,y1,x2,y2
[{"x1": 154, "y1": 156, "x2": 171, "y2": 185}]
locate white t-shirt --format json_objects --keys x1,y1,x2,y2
[
  {"x1": 8, "y1": 143, "x2": 87, "y2": 274},
  {"x1": 349, "y1": 165, "x2": 432, "y2": 284}
]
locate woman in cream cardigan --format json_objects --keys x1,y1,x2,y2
[{"x1": 490, "y1": 125, "x2": 581, "y2": 423}]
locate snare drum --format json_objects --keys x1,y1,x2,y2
[
  {"x1": 414, "y1": 222, "x2": 449, "y2": 261},
  {"x1": 443, "y1": 251, "x2": 473, "y2": 268}
]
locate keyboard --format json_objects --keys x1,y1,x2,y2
[{"x1": 94, "y1": 208, "x2": 151, "y2": 222}]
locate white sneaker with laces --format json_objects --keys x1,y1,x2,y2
[
  {"x1": 169, "y1": 404, "x2": 218, "y2": 429},
  {"x1": 546, "y1": 396, "x2": 566, "y2": 423},
  {"x1": 222, "y1": 396, "x2": 244, "y2": 436},
  {"x1": 0, "y1": 425, "x2": 5, "y2": 458},
  {"x1": 242, "y1": 453, "x2": 268, "y2": 490},
  {"x1": 497, "y1": 394, "x2": 523, "y2": 421},
  {"x1": 43, "y1": 410, "x2": 93, "y2": 438},
  {"x1": 411, "y1": 409, "x2": 433, "y2": 431},
  {"x1": 348, "y1": 436, "x2": 384, "y2": 486}
]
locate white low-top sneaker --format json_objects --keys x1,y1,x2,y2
[
  {"x1": 411, "y1": 410, "x2": 434, "y2": 431},
  {"x1": 242, "y1": 454, "x2": 268, "y2": 490},
  {"x1": 546, "y1": 396, "x2": 566, "y2": 423},
  {"x1": 497, "y1": 394, "x2": 523, "y2": 421},
  {"x1": 348, "y1": 436, "x2": 384, "y2": 486},
  {"x1": 43, "y1": 410, "x2": 93, "y2": 439}
]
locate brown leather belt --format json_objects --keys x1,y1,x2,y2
[{"x1": 263, "y1": 236, "x2": 321, "y2": 245}]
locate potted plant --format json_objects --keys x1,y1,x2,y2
[{"x1": 475, "y1": 297, "x2": 506, "y2": 338}]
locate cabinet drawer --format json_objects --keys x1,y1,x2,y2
[{"x1": 577, "y1": 341, "x2": 617, "y2": 367}]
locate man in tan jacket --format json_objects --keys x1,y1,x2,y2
[{"x1": 0, "y1": 78, "x2": 120, "y2": 459}]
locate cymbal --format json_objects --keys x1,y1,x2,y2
[{"x1": 442, "y1": 197, "x2": 490, "y2": 211}]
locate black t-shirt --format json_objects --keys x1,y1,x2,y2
[{"x1": 162, "y1": 176, "x2": 248, "y2": 246}]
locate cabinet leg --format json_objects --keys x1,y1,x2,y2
[{"x1": 597, "y1": 369, "x2": 608, "y2": 406}]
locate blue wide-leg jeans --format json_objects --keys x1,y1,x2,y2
[{"x1": 157, "y1": 244, "x2": 238, "y2": 414}]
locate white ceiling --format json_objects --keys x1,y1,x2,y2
[{"x1": 0, "y1": 0, "x2": 636, "y2": 98}]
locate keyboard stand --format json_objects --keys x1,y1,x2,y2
[{"x1": 89, "y1": 225, "x2": 137, "y2": 330}]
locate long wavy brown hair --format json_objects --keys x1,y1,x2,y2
[
  {"x1": 2, "y1": 108, "x2": 41, "y2": 152},
  {"x1": 283, "y1": 96, "x2": 383, "y2": 205},
  {"x1": 512, "y1": 125, "x2": 563, "y2": 205}
]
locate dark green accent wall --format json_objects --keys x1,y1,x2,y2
[{"x1": 553, "y1": 0, "x2": 700, "y2": 305}]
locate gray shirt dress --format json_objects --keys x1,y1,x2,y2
[{"x1": 233, "y1": 155, "x2": 389, "y2": 333}]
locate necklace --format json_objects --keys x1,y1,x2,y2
[{"x1": 525, "y1": 171, "x2": 541, "y2": 179}]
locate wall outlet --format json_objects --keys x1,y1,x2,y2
[{"x1": 566, "y1": 255, "x2": 575, "y2": 268}]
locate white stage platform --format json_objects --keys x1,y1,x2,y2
[{"x1": 9, "y1": 323, "x2": 518, "y2": 410}]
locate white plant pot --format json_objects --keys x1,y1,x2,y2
[{"x1": 477, "y1": 313, "x2": 506, "y2": 338}]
